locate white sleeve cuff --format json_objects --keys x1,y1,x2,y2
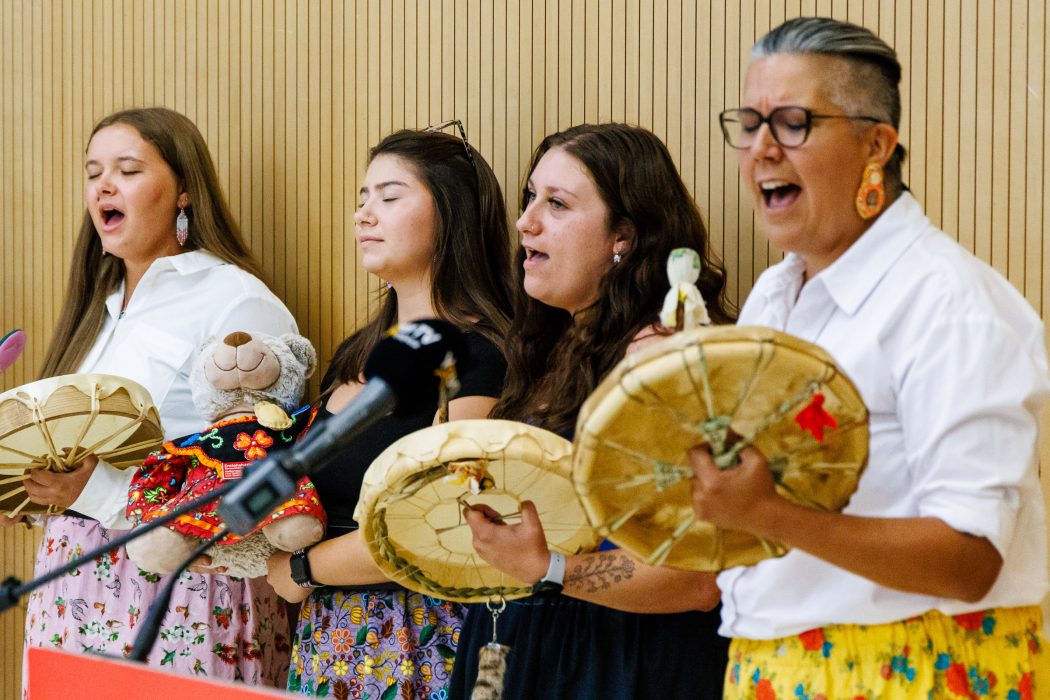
[
  {"x1": 68, "y1": 458, "x2": 136, "y2": 530},
  {"x1": 919, "y1": 487, "x2": 1019, "y2": 556}
]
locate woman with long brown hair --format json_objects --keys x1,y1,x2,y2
[
  {"x1": 15, "y1": 107, "x2": 297, "y2": 691},
  {"x1": 451, "y1": 123, "x2": 733, "y2": 699},
  {"x1": 265, "y1": 125, "x2": 515, "y2": 699}
]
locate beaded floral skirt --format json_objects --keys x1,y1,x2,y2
[{"x1": 289, "y1": 586, "x2": 465, "y2": 699}]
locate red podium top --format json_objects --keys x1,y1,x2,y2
[{"x1": 26, "y1": 647, "x2": 290, "y2": 699}]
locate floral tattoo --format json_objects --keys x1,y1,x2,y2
[{"x1": 565, "y1": 552, "x2": 636, "y2": 592}]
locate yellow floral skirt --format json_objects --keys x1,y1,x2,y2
[{"x1": 723, "y1": 606, "x2": 1047, "y2": 700}]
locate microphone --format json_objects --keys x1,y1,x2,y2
[{"x1": 216, "y1": 319, "x2": 466, "y2": 535}]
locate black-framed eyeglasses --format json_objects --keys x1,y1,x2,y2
[
  {"x1": 423, "y1": 118, "x2": 476, "y2": 168},
  {"x1": 719, "y1": 106, "x2": 882, "y2": 149}
]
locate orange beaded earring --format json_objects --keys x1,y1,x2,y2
[{"x1": 855, "y1": 161, "x2": 885, "y2": 219}]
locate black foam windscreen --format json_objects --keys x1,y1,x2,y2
[{"x1": 363, "y1": 319, "x2": 467, "y2": 416}]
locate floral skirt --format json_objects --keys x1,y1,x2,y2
[
  {"x1": 723, "y1": 606, "x2": 1048, "y2": 700},
  {"x1": 288, "y1": 586, "x2": 465, "y2": 699},
  {"x1": 22, "y1": 515, "x2": 289, "y2": 697}
]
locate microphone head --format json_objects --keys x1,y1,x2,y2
[{"x1": 363, "y1": 319, "x2": 468, "y2": 415}]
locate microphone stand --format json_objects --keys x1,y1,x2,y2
[
  {"x1": 128, "y1": 528, "x2": 228, "y2": 662},
  {"x1": 0, "y1": 477, "x2": 241, "y2": 616}
]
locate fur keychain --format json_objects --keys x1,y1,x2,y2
[{"x1": 472, "y1": 599, "x2": 509, "y2": 699}]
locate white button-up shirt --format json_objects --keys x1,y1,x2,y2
[
  {"x1": 717, "y1": 192, "x2": 1050, "y2": 639},
  {"x1": 68, "y1": 250, "x2": 298, "y2": 528}
]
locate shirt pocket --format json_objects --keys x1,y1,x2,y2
[{"x1": 107, "y1": 322, "x2": 195, "y2": 412}]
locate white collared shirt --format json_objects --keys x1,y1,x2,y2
[
  {"x1": 717, "y1": 192, "x2": 1050, "y2": 639},
  {"x1": 67, "y1": 250, "x2": 298, "y2": 528}
]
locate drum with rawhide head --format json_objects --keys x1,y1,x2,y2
[
  {"x1": 0, "y1": 373, "x2": 164, "y2": 516},
  {"x1": 572, "y1": 325, "x2": 869, "y2": 572},
  {"x1": 356, "y1": 419, "x2": 599, "y2": 603}
]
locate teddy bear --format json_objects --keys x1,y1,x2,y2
[{"x1": 125, "y1": 330, "x2": 326, "y2": 578}]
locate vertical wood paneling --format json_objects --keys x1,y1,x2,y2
[
  {"x1": 941, "y1": 0, "x2": 960, "y2": 249},
  {"x1": 2, "y1": 2, "x2": 1049, "y2": 695},
  {"x1": 924, "y1": 0, "x2": 943, "y2": 226},
  {"x1": 1007, "y1": 1, "x2": 1027, "y2": 289},
  {"x1": 991, "y1": 0, "x2": 1011, "y2": 277},
  {"x1": 624, "y1": 0, "x2": 638, "y2": 125},
  {"x1": 1042, "y1": 0, "x2": 1050, "y2": 321},
  {"x1": 1025, "y1": 0, "x2": 1045, "y2": 310}
]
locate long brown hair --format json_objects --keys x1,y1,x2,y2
[
  {"x1": 325, "y1": 129, "x2": 514, "y2": 386},
  {"x1": 493, "y1": 123, "x2": 734, "y2": 435},
  {"x1": 40, "y1": 108, "x2": 264, "y2": 378}
]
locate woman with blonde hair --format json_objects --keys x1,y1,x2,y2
[{"x1": 15, "y1": 107, "x2": 296, "y2": 691}]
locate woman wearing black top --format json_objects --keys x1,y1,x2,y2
[
  {"x1": 266, "y1": 126, "x2": 514, "y2": 699},
  {"x1": 450, "y1": 124, "x2": 734, "y2": 699}
]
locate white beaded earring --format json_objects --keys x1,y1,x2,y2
[{"x1": 176, "y1": 208, "x2": 189, "y2": 246}]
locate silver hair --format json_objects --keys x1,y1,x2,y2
[{"x1": 752, "y1": 17, "x2": 906, "y2": 187}]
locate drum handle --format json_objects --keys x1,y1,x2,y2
[
  {"x1": 65, "y1": 386, "x2": 102, "y2": 468},
  {"x1": 67, "y1": 406, "x2": 151, "y2": 467},
  {"x1": 28, "y1": 401, "x2": 63, "y2": 471}
]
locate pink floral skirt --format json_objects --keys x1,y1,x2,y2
[{"x1": 22, "y1": 515, "x2": 290, "y2": 696}]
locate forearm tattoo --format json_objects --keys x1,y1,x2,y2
[{"x1": 565, "y1": 552, "x2": 636, "y2": 592}]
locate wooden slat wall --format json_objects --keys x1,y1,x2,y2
[{"x1": 1, "y1": 1, "x2": 1047, "y2": 695}]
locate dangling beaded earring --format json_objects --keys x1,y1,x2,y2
[
  {"x1": 855, "y1": 161, "x2": 885, "y2": 220},
  {"x1": 176, "y1": 207, "x2": 190, "y2": 246}
]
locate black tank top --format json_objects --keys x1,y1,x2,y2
[{"x1": 308, "y1": 331, "x2": 506, "y2": 533}]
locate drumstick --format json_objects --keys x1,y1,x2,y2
[{"x1": 460, "y1": 502, "x2": 521, "y2": 526}]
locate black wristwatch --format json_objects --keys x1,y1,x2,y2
[
  {"x1": 289, "y1": 547, "x2": 322, "y2": 589},
  {"x1": 531, "y1": 551, "x2": 565, "y2": 595}
]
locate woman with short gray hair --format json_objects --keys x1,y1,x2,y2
[{"x1": 690, "y1": 16, "x2": 1050, "y2": 698}]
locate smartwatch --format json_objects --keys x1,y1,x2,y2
[
  {"x1": 289, "y1": 547, "x2": 322, "y2": 589},
  {"x1": 531, "y1": 551, "x2": 565, "y2": 595}
]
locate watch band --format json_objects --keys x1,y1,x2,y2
[
  {"x1": 290, "y1": 547, "x2": 322, "y2": 589},
  {"x1": 543, "y1": 551, "x2": 566, "y2": 585},
  {"x1": 531, "y1": 551, "x2": 566, "y2": 595}
]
